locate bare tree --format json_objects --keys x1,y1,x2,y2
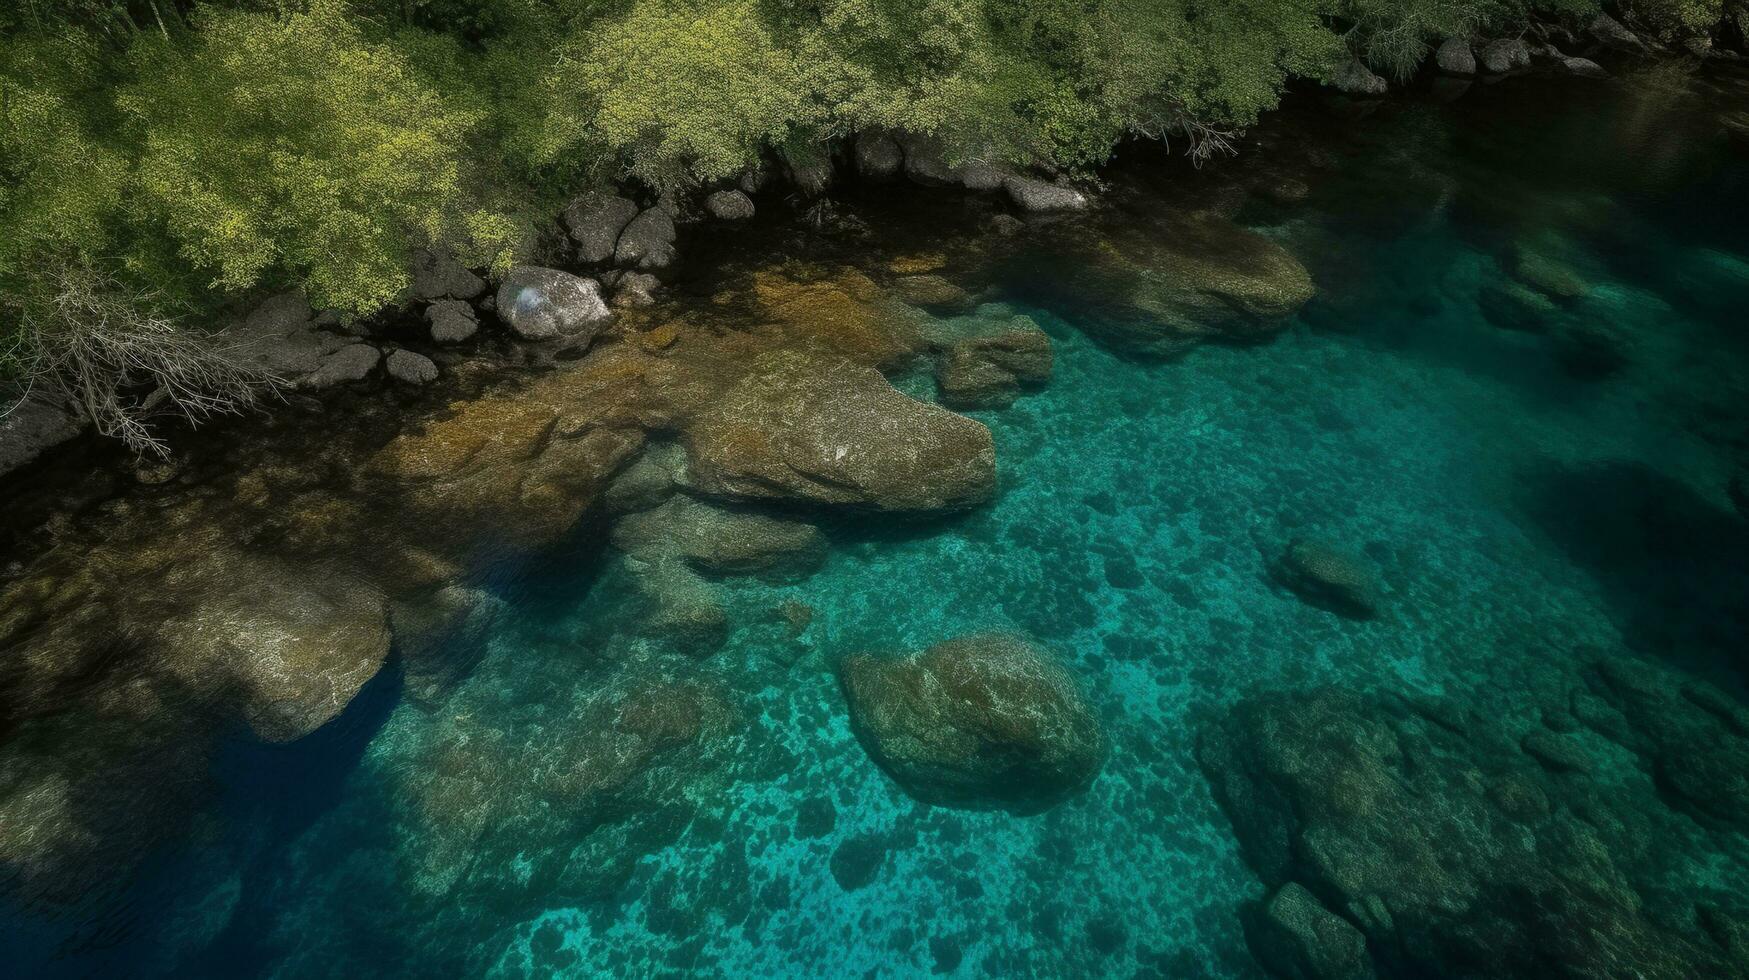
[{"x1": 3, "y1": 262, "x2": 283, "y2": 457}]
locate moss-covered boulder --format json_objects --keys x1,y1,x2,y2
[
  {"x1": 837, "y1": 633, "x2": 1105, "y2": 814},
  {"x1": 683, "y1": 350, "x2": 996, "y2": 513}
]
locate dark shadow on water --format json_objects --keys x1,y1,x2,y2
[{"x1": 1523, "y1": 459, "x2": 1749, "y2": 691}]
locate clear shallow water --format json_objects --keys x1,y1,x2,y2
[{"x1": 7, "y1": 71, "x2": 1749, "y2": 977}]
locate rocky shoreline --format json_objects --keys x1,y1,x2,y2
[{"x1": 2, "y1": 29, "x2": 1748, "y2": 976}]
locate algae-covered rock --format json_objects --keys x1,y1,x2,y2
[
  {"x1": 1271, "y1": 537, "x2": 1380, "y2": 619},
  {"x1": 1042, "y1": 215, "x2": 1315, "y2": 358},
  {"x1": 1478, "y1": 280, "x2": 1559, "y2": 332},
  {"x1": 1245, "y1": 883, "x2": 1375, "y2": 980},
  {"x1": 1200, "y1": 687, "x2": 1739, "y2": 978},
  {"x1": 837, "y1": 633, "x2": 1106, "y2": 814},
  {"x1": 683, "y1": 350, "x2": 996, "y2": 513},
  {"x1": 611, "y1": 494, "x2": 826, "y2": 580},
  {"x1": 935, "y1": 317, "x2": 1053, "y2": 410}
]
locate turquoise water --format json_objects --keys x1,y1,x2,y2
[{"x1": 7, "y1": 71, "x2": 1749, "y2": 977}]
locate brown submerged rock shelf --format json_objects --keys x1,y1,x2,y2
[{"x1": 0, "y1": 126, "x2": 1325, "y2": 921}]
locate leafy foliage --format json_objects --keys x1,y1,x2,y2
[{"x1": 22, "y1": 0, "x2": 1735, "y2": 449}]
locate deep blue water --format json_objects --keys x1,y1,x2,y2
[{"x1": 7, "y1": 68, "x2": 1749, "y2": 978}]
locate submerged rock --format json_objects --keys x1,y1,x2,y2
[
  {"x1": 935, "y1": 317, "x2": 1053, "y2": 410},
  {"x1": 683, "y1": 350, "x2": 996, "y2": 513},
  {"x1": 1045, "y1": 214, "x2": 1316, "y2": 357},
  {"x1": 837, "y1": 633, "x2": 1105, "y2": 814},
  {"x1": 1200, "y1": 687, "x2": 1742, "y2": 979},
  {"x1": 1478, "y1": 280, "x2": 1559, "y2": 331},
  {"x1": 495, "y1": 266, "x2": 612, "y2": 341},
  {"x1": 1271, "y1": 537, "x2": 1380, "y2": 619},
  {"x1": 627, "y1": 558, "x2": 729, "y2": 656},
  {"x1": 1245, "y1": 883, "x2": 1375, "y2": 980},
  {"x1": 611, "y1": 494, "x2": 826, "y2": 580},
  {"x1": 891, "y1": 274, "x2": 975, "y2": 314}
]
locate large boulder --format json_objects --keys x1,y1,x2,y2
[
  {"x1": 149, "y1": 552, "x2": 393, "y2": 742},
  {"x1": 494, "y1": 266, "x2": 611, "y2": 341},
  {"x1": 386, "y1": 349, "x2": 438, "y2": 385},
  {"x1": 837, "y1": 633, "x2": 1105, "y2": 814},
  {"x1": 614, "y1": 207, "x2": 679, "y2": 270},
  {"x1": 1, "y1": 394, "x2": 83, "y2": 479},
  {"x1": 682, "y1": 350, "x2": 996, "y2": 513},
  {"x1": 227, "y1": 291, "x2": 351, "y2": 377},
  {"x1": 1049, "y1": 215, "x2": 1316, "y2": 357},
  {"x1": 563, "y1": 191, "x2": 640, "y2": 264},
  {"x1": 902, "y1": 134, "x2": 1006, "y2": 190}
]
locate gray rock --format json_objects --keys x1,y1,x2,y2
[
  {"x1": 1559, "y1": 56, "x2": 1608, "y2": 77},
  {"x1": 1436, "y1": 38, "x2": 1476, "y2": 75},
  {"x1": 303, "y1": 344, "x2": 381, "y2": 388},
  {"x1": 1590, "y1": 13, "x2": 1646, "y2": 50},
  {"x1": 614, "y1": 208, "x2": 678, "y2": 270},
  {"x1": 611, "y1": 271, "x2": 660, "y2": 309},
  {"x1": 737, "y1": 168, "x2": 769, "y2": 194},
  {"x1": 495, "y1": 266, "x2": 611, "y2": 341},
  {"x1": 0, "y1": 394, "x2": 83, "y2": 478},
  {"x1": 902, "y1": 134, "x2": 1005, "y2": 189},
  {"x1": 1479, "y1": 38, "x2": 1532, "y2": 74},
  {"x1": 1331, "y1": 59, "x2": 1389, "y2": 96},
  {"x1": 604, "y1": 447, "x2": 683, "y2": 515},
  {"x1": 227, "y1": 291, "x2": 344, "y2": 377},
  {"x1": 425, "y1": 299, "x2": 479, "y2": 344},
  {"x1": 784, "y1": 153, "x2": 834, "y2": 196},
  {"x1": 1003, "y1": 175, "x2": 1088, "y2": 212},
  {"x1": 385, "y1": 349, "x2": 438, "y2": 385},
  {"x1": 855, "y1": 132, "x2": 904, "y2": 180},
  {"x1": 563, "y1": 191, "x2": 640, "y2": 264},
  {"x1": 408, "y1": 247, "x2": 485, "y2": 301},
  {"x1": 704, "y1": 189, "x2": 755, "y2": 221}
]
